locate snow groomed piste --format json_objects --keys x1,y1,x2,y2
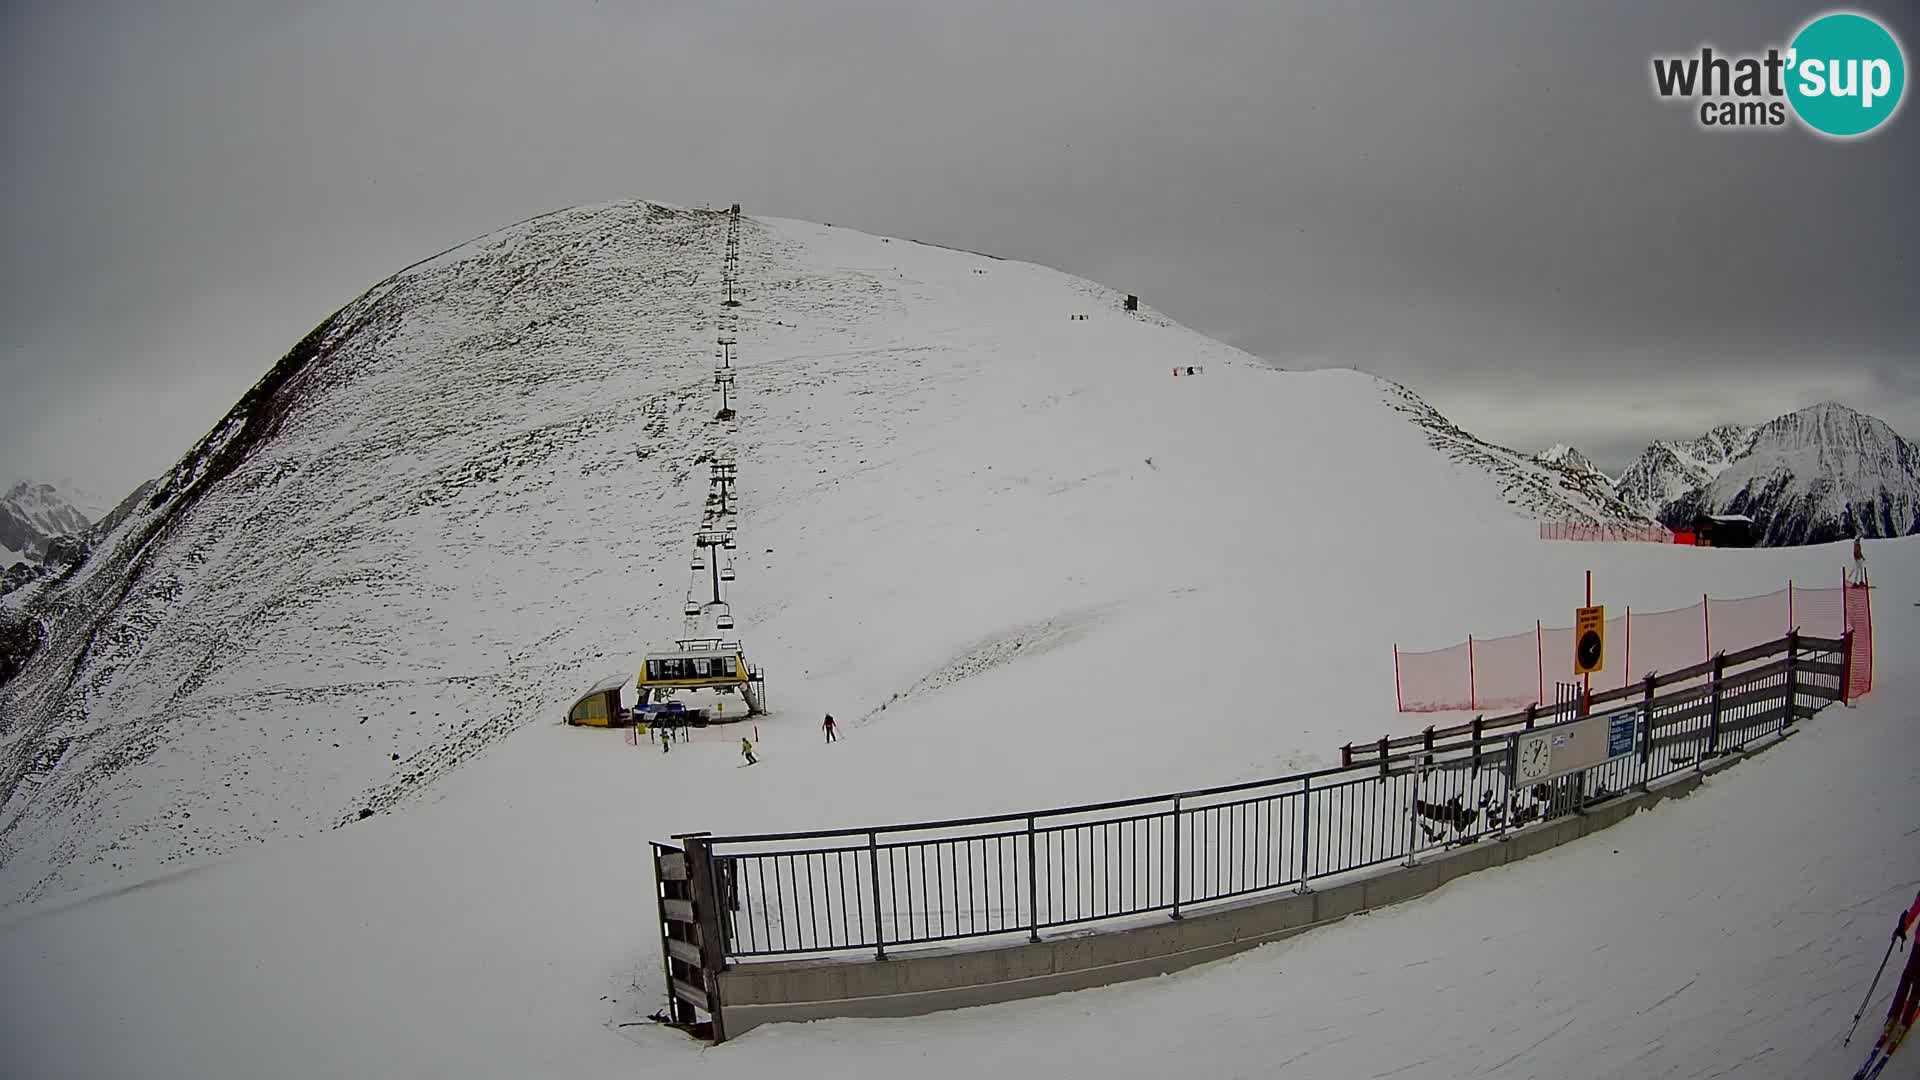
[{"x1": 650, "y1": 563, "x2": 1871, "y2": 1042}]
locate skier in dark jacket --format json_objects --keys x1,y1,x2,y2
[{"x1": 823, "y1": 714, "x2": 837, "y2": 743}]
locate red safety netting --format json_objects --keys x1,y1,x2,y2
[
  {"x1": 1845, "y1": 582, "x2": 1873, "y2": 698},
  {"x1": 1540, "y1": 522, "x2": 1674, "y2": 543},
  {"x1": 1469, "y1": 628, "x2": 1545, "y2": 711},
  {"x1": 1625, "y1": 600, "x2": 1711, "y2": 680},
  {"x1": 1798, "y1": 582, "x2": 1846, "y2": 642},
  {"x1": 1395, "y1": 640, "x2": 1471, "y2": 712},
  {"x1": 1708, "y1": 590, "x2": 1790, "y2": 658},
  {"x1": 1541, "y1": 623, "x2": 1578, "y2": 686},
  {"x1": 1396, "y1": 580, "x2": 1860, "y2": 712}
]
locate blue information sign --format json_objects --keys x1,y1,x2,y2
[{"x1": 1607, "y1": 710, "x2": 1637, "y2": 758}]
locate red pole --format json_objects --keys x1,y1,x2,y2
[
  {"x1": 1788, "y1": 579, "x2": 1795, "y2": 631},
  {"x1": 1584, "y1": 571, "x2": 1592, "y2": 708},
  {"x1": 1860, "y1": 570, "x2": 1875, "y2": 695},
  {"x1": 1703, "y1": 593, "x2": 1712, "y2": 661},
  {"x1": 1623, "y1": 606, "x2": 1631, "y2": 689},
  {"x1": 1394, "y1": 644, "x2": 1404, "y2": 712},
  {"x1": 1468, "y1": 635, "x2": 1477, "y2": 711},
  {"x1": 1536, "y1": 620, "x2": 1544, "y2": 704},
  {"x1": 1866, "y1": 571, "x2": 1875, "y2": 694}
]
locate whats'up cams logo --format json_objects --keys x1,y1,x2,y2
[{"x1": 1651, "y1": 10, "x2": 1906, "y2": 137}]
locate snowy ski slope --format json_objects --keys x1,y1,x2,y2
[
  {"x1": 4, "y1": 200, "x2": 1639, "y2": 907},
  {"x1": 0, "y1": 200, "x2": 1911, "y2": 1078},
  {"x1": 0, "y1": 550, "x2": 1908, "y2": 1079}
]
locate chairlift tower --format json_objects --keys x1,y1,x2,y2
[
  {"x1": 695, "y1": 529, "x2": 731, "y2": 605},
  {"x1": 714, "y1": 369, "x2": 736, "y2": 420},
  {"x1": 709, "y1": 461, "x2": 738, "y2": 517}
]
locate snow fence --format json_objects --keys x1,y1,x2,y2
[
  {"x1": 1538, "y1": 521, "x2": 1674, "y2": 543},
  {"x1": 1393, "y1": 580, "x2": 1867, "y2": 712}
]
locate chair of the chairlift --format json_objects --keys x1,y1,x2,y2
[
  {"x1": 683, "y1": 599, "x2": 700, "y2": 616},
  {"x1": 691, "y1": 553, "x2": 707, "y2": 571},
  {"x1": 720, "y1": 564, "x2": 736, "y2": 582},
  {"x1": 715, "y1": 606, "x2": 735, "y2": 631}
]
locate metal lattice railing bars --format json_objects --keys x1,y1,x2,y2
[{"x1": 659, "y1": 630, "x2": 1850, "y2": 966}]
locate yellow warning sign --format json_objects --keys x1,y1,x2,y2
[{"x1": 1574, "y1": 605, "x2": 1606, "y2": 675}]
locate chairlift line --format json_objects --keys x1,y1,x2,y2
[{"x1": 641, "y1": 202, "x2": 765, "y2": 712}]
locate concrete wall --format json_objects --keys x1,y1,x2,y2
[{"x1": 713, "y1": 734, "x2": 1791, "y2": 1040}]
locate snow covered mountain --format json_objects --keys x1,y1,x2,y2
[
  {"x1": 1385, "y1": 390, "x2": 1646, "y2": 524},
  {"x1": 0, "y1": 201, "x2": 1710, "y2": 906},
  {"x1": 1, "y1": 481, "x2": 99, "y2": 601},
  {"x1": 1654, "y1": 403, "x2": 1920, "y2": 545},
  {"x1": 1607, "y1": 404, "x2": 1920, "y2": 545},
  {"x1": 1536, "y1": 443, "x2": 1606, "y2": 482},
  {"x1": 0, "y1": 481, "x2": 92, "y2": 567},
  {"x1": 1612, "y1": 424, "x2": 1759, "y2": 520}
]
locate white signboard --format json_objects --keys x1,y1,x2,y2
[{"x1": 1511, "y1": 708, "x2": 1639, "y2": 785}]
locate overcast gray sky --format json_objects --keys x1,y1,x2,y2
[{"x1": 2, "y1": 0, "x2": 1914, "y2": 501}]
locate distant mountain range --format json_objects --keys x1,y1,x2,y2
[
  {"x1": 2, "y1": 482, "x2": 93, "y2": 572},
  {"x1": 1533, "y1": 402, "x2": 1920, "y2": 546},
  {"x1": 1383, "y1": 385, "x2": 1646, "y2": 524}
]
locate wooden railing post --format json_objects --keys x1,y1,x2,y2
[
  {"x1": 681, "y1": 833, "x2": 730, "y2": 1042},
  {"x1": 1840, "y1": 628, "x2": 1855, "y2": 705},
  {"x1": 1706, "y1": 652, "x2": 1726, "y2": 763},
  {"x1": 1471, "y1": 715, "x2": 1485, "y2": 770},
  {"x1": 1782, "y1": 630, "x2": 1800, "y2": 731},
  {"x1": 1377, "y1": 736, "x2": 1389, "y2": 777},
  {"x1": 1638, "y1": 672, "x2": 1656, "y2": 789}
]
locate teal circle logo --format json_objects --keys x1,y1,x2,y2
[{"x1": 1786, "y1": 11, "x2": 1906, "y2": 137}]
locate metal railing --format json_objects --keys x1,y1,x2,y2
[{"x1": 659, "y1": 631, "x2": 1848, "y2": 966}]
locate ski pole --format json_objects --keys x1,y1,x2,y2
[{"x1": 1845, "y1": 937, "x2": 1902, "y2": 1046}]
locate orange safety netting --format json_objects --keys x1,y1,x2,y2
[
  {"x1": 1845, "y1": 581, "x2": 1874, "y2": 698},
  {"x1": 1539, "y1": 522, "x2": 1674, "y2": 543},
  {"x1": 1395, "y1": 579, "x2": 1867, "y2": 712}
]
